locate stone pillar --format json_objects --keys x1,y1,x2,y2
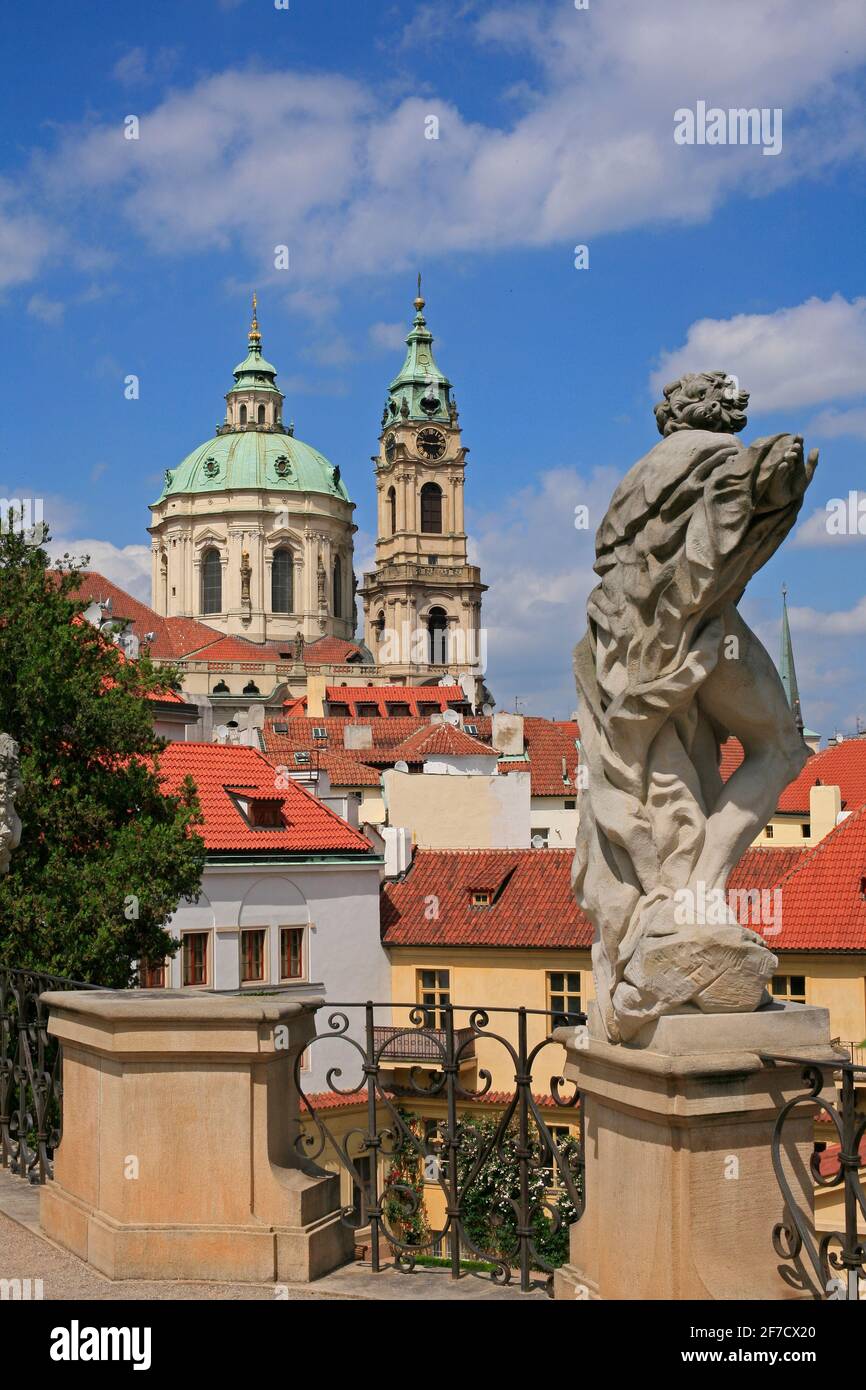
[
  {"x1": 40, "y1": 990, "x2": 352, "y2": 1284},
  {"x1": 554, "y1": 1003, "x2": 839, "y2": 1302}
]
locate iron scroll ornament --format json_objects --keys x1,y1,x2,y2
[
  {"x1": 760, "y1": 1052, "x2": 865, "y2": 1300},
  {"x1": 294, "y1": 1002, "x2": 584, "y2": 1292}
]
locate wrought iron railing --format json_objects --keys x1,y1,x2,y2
[
  {"x1": 372, "y1": 1024, "x2": 476, "y2": 1064},
  {"x1": 830, "y1": 1038, "x2": 866, "y2": 1068},
  {"x1": 0, "y1": 967, "x2": 104, "y2": 1184},
  {"x1": 296, "y1": 1002, "x2": 584, "y2": 1292},
  {"x1": 761, "y1": 1050, "x2": 866, "y2": 1301}
]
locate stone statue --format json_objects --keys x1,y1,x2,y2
[
  {"x1": 293, "y1": 629, "x2": 305, "y2": 661},
  {"x1": 573, "y1": 373, "x2": 818, "y2": 1043},
  {"x1": 240, "y1": 548, "x2": 252, "y2": 605},
  {"x1": 0, "y1": 734, "x2": 22, "y2": 874}
]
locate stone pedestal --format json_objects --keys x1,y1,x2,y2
[
  {"x1": 40, "y1": 990, "x2": 352, "y2": 1284},
  {"x1": 553, "y1": 1002, "x2": 840, "y2": 1301}
]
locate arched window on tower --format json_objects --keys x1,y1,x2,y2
[
  {"x1": 387, "y1": 486, "x2": 396, "y2": 535},
  {"x1": 271, "y1": 547, "x2": 293, "y2": 613},
  {"x1": 428, "y1": 607, "x2": 448, "y2": 665},
  {"x1": 420, "y1": 482, "x2": 443, "y2": 534},
  {"x1": 201, "y1": 548, "x2": 222, "y2": 615},
  {"x1": 239, "y1": 404, "x2": 247, "y2": 425},
  {"x1": 333, "y1": 555, "x2": 343, "y2": 619},
  {"x1": 257, "y1": 403, "x2": 266, "y2": 425}
]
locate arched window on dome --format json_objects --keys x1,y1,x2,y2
[
  {"x1": 420, "y1": 482, "x2": 442, "y2": 534},
  {"x1": 387, "y1": 485, "x2": 396, "y2": 536},
  {"x1": 257, "y1": 403, "x2": 266, "y2": 425},
  {"x1": 271, "y1": 547, "x2": 293, "y2": 614},
  {"x1": 201, "y1": 549, "x2": 222, "y2": 615},
  {"x1": 239, "y1": 404, "x2": 247, "y2": 426},
  {"x1": 428, "y1": 607, "x2": 448, "y2": 664},
  {"x1": 333, "y1": 555, "x2": 343, "y2": 619}
]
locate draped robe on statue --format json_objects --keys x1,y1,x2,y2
[{"x1": 573, "y1": 428, "x2": 816, "y2": 1042}]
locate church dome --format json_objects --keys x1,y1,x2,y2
[
  {"x1": 153, "y1": 293, "x2": 352, "y2": 506},
  {"x1": 155, "y1": 430, "x2": 351, "y2": 503}
]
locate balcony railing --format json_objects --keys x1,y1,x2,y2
[
  {"x1": 830, "y1": 1038, "x2": 866, "y2": 1068},
  {"x1": 373, "y1": 1024, "x2": 476, "y2": 1064}
]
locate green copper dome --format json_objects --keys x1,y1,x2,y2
[
  {"x1": 152, "y1": 294, "x2": 352, "y2": 505},
  {"x1": 153, "y1": 431, "x2": 351, "y2": 503}
]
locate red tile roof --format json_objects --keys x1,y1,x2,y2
[
  {"x1": 261, "y1": 714, "x2": 579, "y2": 798},
  {"x1": 728, "y1": 846, "x2": 807, "y2": 890},
  {"x1": 67, "y1": 572, "x2": 224, "y2": 661},
  {"x1": 747, "y1": 804, "x2": 866, "y2": 950},
  {"x1": 719, "y1": 738, "x2": 745, "y2": 782},
  {"x1": 381, "y1": 849, "x2": 593, "y2": 949},
  {"x1": 325, "y1": 685, "x2": 468, "y2": 716},
  {"x1": 304, "y1": 1088, "x2": 572, "y2": 1112},
  {"x1": 156, "y1": 742, "x2": 374, "y2": 855},
  {"x1": 777, "y1": 739, "x2": 866, "y2": 813},
  {"x1": 305, "y1": 637, "x2": 366, "y2": 664},
  {"x1": 381, "y1": 834, "x2": 866, "y2": 954},
  {"x1": 384, "y1": 723, "x2": 499, "y2": 762}
]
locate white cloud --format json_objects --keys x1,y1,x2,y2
[
  {"x1": 809, "y1": 405, "x2": 866, "y2": 440},
  {"x1": 20, "y1": 0, "x2": 866, "y2": 290},
  {"x1": 0, "y1": 197, "x2": 55, "y2": 291},
  {"x1": 369, "y1": 321, "x2": 407, "y2": 352},
  {"x1": 27, "y1": 294, "x2": 64, "y2": 324},
  {"x1": 50, "y1": 538, "x2": 152, "y2": 599},
  {"x1": 651, "y1": 295, "x2": 866, "y2": 411},
  {"x1": 471, "y1": 465, "x2": 618, "y2": 714}
]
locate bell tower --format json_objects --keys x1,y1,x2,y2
[{"x1": 359, "y1": 279, "x2": 486, "y2": 691}]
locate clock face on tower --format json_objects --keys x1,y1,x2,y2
[
  {"x1": 415, "y1": 427, "x2": 446, "y2": 460},
  {"x1": 384, "y1": 432, "x2": 397, "y2": 463}
]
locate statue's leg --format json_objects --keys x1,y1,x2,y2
[{"x1": 686, "y1": 607, "x2": 808, "y2": 894}]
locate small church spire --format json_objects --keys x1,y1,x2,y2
[
  {"x1": 414, "y1": 272, "x2": 425, "y2": 313},
  {"x1": 248, "y1": 291, "x2": 261, "y2": 349},
  {"x1": 779, "y1": 584, "x2": 804, "y2": 735}
]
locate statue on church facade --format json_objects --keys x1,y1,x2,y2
[
  {"x1": 0, "y1": 733, "x2": 22, "y2": 875},
  {"x1": 573, "y1": 372, "x2": 818, "y2": 1043}
]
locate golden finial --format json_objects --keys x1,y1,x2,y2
[
  {"x1": 249, "y1": 291, "x2": 261, "y2": 344},
  {"x1": 413, "y1": 271, "x2": 425, "y2": 313}
]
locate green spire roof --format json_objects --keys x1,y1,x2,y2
[
  {"x1": 229, "y1": 292, "x2": 280, "y2": 394},
  {"x1": 385, "y1": 276, "x2": 454, "y2": 425},
  {"x1": 779, "y1": 585, "x2": 808, "y2": 735}
]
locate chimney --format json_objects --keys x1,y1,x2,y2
[
  {"x1": 344, "y1": 724, "x2": 373, "y2": 750},
  {"x1": 492, "y1": 712, "x2": 525, "y2": 757},
  {"x1": 808, "y1": 783, "x2": 841, "y2": 844}
]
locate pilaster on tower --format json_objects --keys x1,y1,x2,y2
[{"x1": 358, "y1": 278, "x2": 487, "y2": 701}]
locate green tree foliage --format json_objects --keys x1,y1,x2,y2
[
  {"x1": 455, "y1": 1112, "x2": 582, "y2": 1269},
  {"x1": 0, "y1": 518, "x2": 205, "y2": 985},
  {"x1": 382, "y1": 1107, "x2": 431, "y2": 1248}
]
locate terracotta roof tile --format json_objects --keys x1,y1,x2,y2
[
  {"x1": 304, "y1": 637, "x2": 367, "y2": 664},
  {"x1": 777, "y1": 739, "x2": 866, "y2": 813},
  {"x1": 381, "y1": 849, "x2": 593, "y2": 949},
  {"x1": 66, "y1": 572, "x2": 223, "y2": 661},
  {"x1": 745, "y1": 804, "x2": 866, "y2": 950},
  {"x1": 383, "y1": 723, "x2": 499, "y2": 762},
  {"x1": 157, "y1": 742, "x2": 374, "y2": 854},
  {"x1": 324, "y1": 685, "x2": 468, "y2": 716}
]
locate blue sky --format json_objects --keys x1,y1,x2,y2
[{"x1": 2, "y1": 0, "x2": 866, "y2": 732}]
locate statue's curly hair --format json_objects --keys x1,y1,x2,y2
[{"x1": 654, "y1": 371, "x2": 749, "y2": 437}]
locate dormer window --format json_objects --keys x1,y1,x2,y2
[
  {"x1": 294, "y1": 751, "x2": 311, "y2": 765},
  {"x1": 248, "y1": 799, "x2": 283, "y2": 828},
  {"x1": 470, "y1": 890, "x2": 491, "y2": 907}
]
